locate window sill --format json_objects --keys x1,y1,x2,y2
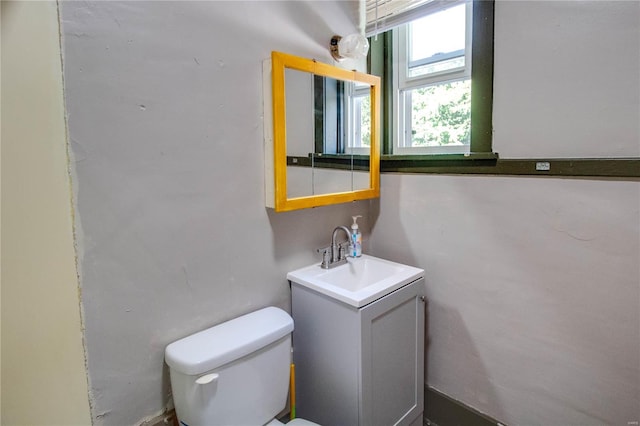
[{"x1": 382, "y1": 152, "x2": 499, "y2": 162}]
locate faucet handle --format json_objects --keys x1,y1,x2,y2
[
  {"x1": 339, "y1": 240, "x2": 353, "y2": 250},
  {"x1": 338, "y1": 241, "x2": 351, "y2": 260},
  {"x1": 316, "y1": 246, "x2": 331, "y2": 269}
]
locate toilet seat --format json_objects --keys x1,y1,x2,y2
[{"x1": 266, "y1": 418, "x2": 320, "y2": 426}]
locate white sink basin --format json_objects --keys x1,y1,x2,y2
[{"x1": 287, "y1": 254, "x2": 424, "y2": 308}]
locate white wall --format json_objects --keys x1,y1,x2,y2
[
  {"x1": 59, "y1": 1, "x2": 368, "y2": 424},
  {"x1": 369, "y1": 1, "x2": 640, "y2": 424},
  {"x1": 1, "y1": 1, "x2": 92, "y2": 424}
]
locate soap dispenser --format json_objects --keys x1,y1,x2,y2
[{"x1": 351, "y1": 215, "x2": 363, "y2": 257}]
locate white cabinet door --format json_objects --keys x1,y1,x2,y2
[{"x1": 360, "y1": 278, "x2": 425, "y2": 426}]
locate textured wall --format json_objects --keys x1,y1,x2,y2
[
  {"x1": 369, "y1": 1, "x2": 640, "y2": 424},
  {"x1": 53, "y1": 1, "x2": 640, "y2": 424},
  {"x1": 492, "y1": 1, "x2": 639, "y2": 158},
  {"x1": 371, "y1": 175, "x2": 639, "y2": 425},
  {"x1": 59, "y1": 1, "x2": 368, "y2": 424}
]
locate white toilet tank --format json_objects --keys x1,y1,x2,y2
[{"x1": 165, "y1": 307, "x2": 294, "y2": 426}]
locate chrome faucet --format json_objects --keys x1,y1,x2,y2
[{"x1": 317, "y1": 226, "x2": 353, "y2": 269}]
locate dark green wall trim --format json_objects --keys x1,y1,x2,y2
[
  {"x1": 425, "y1": 386, "x2": 503, "y2": 426},
  {"x1": 287, "y1": 155, "x2": 640, "y2": 178},
  {"x1": 367, "y1": 32, "x2": 394, "y2": 155},
  {"x1": 381, "y1": 158, "x2": 640, "y2": 178},
  {"x1": 470, "y1": 0, "x2": 495, "y2": 154}
]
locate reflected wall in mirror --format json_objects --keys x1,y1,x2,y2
[{"x1": 266, "y1": 51, "x2": 380, "y2": 212}]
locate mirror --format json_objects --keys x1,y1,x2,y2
[{"x1": 264, "y1": 51, "x2": 380, "y2": 212}]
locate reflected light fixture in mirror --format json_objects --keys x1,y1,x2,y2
[{"x1": 330, "y1": 34, "x2": 370, "y2": 61}]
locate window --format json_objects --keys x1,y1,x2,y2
[
  {"x1": 395, "y1": 2, "x2": 472, "y2": 154},
  {"x1": 368, "y1": 0, "x2": 495, "y2": 158},
  {"x1": 313, "y1": 77, "x2": 372, "y2": 155}
]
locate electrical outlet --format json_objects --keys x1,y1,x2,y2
[{"x1": 536, "y1": 161, "x2": 551, "y2": 171}]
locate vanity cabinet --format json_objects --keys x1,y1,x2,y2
[{"x1": 290, "y1": 278, "x2": 425, "y2": 426}]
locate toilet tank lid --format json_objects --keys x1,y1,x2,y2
[{"x1": 165, "y1": 307, "x2": 294, "y2": 376}]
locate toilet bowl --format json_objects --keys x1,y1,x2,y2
[{"x1": 165, "y1": 307, "x2": 319, "y2": 426}]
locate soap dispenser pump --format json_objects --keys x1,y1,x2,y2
[{"x1": 351, "y1": 215, "x2": 362, "y2": 257}]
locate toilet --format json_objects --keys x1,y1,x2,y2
[{"x1": 165, "y1": 307, "x2": 319, "y2": 426}]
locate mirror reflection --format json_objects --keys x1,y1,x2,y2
[
  {"x1": 268, "y1": 51, "x2": 380, "y2": 212},
  {"x1": 284, "y1": 69, "x2": 372, "y2": 199}
]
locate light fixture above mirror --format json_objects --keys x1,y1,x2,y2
[{"x1": 329, "y1": 34, "x2": 370, "y2": 61}]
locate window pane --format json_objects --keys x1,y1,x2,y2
[
  {"x1": 408, "y1": 4, "x2": 466, "y2": 78},
  {"x1": 348, "y1": 82, "x2": 371, "y2": 150},
  {"x1": 406, "y1": 79, "x2": 470, "y2": 147},
  {"x1": 357, "y1": 94, "x2": 371, "y2": 147}
]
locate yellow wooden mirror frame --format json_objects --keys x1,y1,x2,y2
[{"x1": 267, "y1": 51, "x2": 381, "y2": 212}]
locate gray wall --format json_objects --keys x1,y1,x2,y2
[
  {"x1": 59, "y1": 2, "x2": 369, "y2": 425},
  {"x1": 369, "y1": 1, "x2": 640, "y2": 425},
  {"x1": 59, "y1": 1, "x2": 639, "y2": 425}
]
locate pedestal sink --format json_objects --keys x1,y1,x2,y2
[{"x1": 287, "y1": 254, "x2": 424, "y2": 308}]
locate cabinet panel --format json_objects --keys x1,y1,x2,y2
[
  {"x1": 361, "y1": 279, "x2": 425, "y2": 426},
  {"x1": 291, "y1": 285, "x2": 360, "y2": 425}
]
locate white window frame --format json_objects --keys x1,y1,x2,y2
[
  {"x1": 346, "y1": 82, "x2": 373, "y2": 155},
  {"x1": 392, "y1": 0, "x2": 473, "y2": 155}
]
